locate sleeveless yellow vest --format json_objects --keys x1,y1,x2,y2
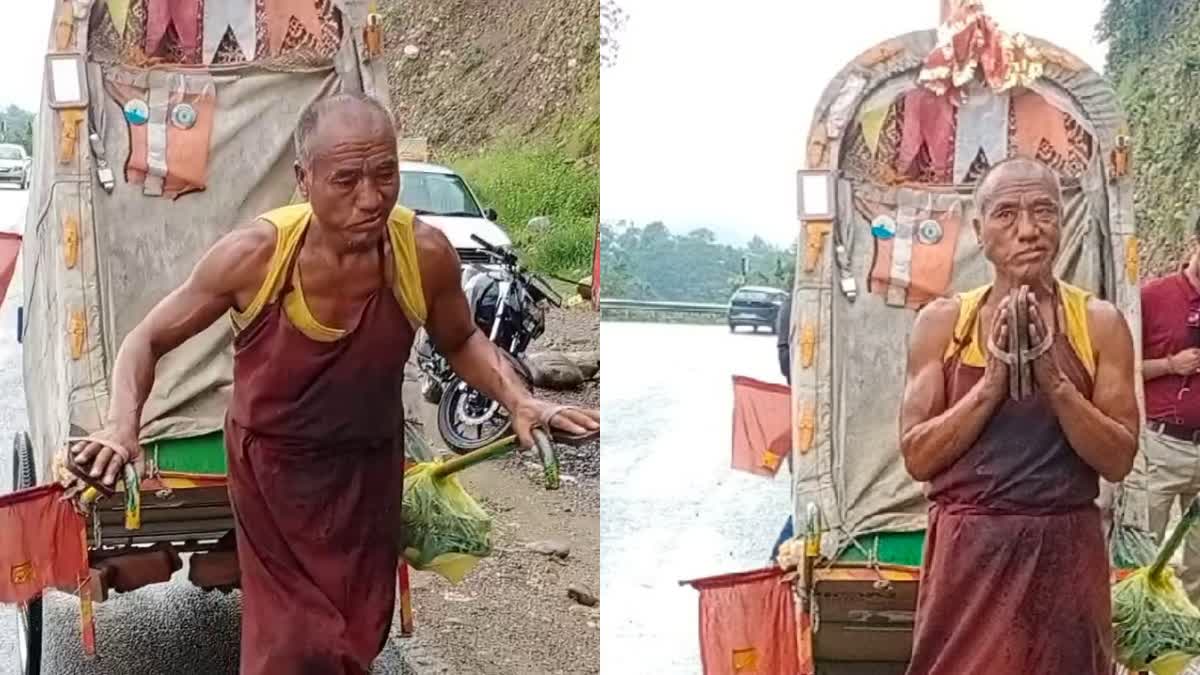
[
  {"x1": 943, "y1": 280, "x2": 1096, "y2": 377},
  {"x1": 231, "y1": 203, "x2": 427, "y2": 341}
]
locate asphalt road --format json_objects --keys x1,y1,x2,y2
[
  {"x1": 0, "y1": 185, "x2": 419, "y2": 675},
  {"x1": 599, "y1": 321, "x2": 792, "y2": 673}
]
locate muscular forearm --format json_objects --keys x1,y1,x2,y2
[
  {"x1": 443, "y1": 330, "x2": 532, "y2": 413},
  {"x1": 901, "y1": 382, "x2": 1004, "y2": 481},
  {"x1": 1047, "y1": 381, "x2": 1136, "y2": 482},
  {"x1": 1144, "y1": 358, "x2": 1173, "y2": 381},
  {"x1": 105, "y1": 328, "x2": 160, "y2": 436}
]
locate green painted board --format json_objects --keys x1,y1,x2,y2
[
  {"x1": 836, "y1": 530, "x2": 926, "y2": 568},
  {"x1": 150, "y1": 431, "x2": 227, "y2": 474}
]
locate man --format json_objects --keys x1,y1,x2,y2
[
  {"x1": 1140, "y1": 212, "x2": 1200, "y2": 604},
  {"x1": 898, "y1": 157, "x2": 1138, "y2": 674},
  {"x1": 776, "y1": 292, "x2": 792, "y2": 385},
  {"x1": 769, "y1": 292, "x2": 793, "y2": 560},
  {"x1": 61, "y1": 93, "x2": 599, "y2": 674}
]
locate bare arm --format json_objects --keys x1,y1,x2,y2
[
  {"x1": 70, "y1": 224, "x2": 274, "y2": 488},
  {"x1": 899, "y1": 297, "x2": 1008, "y2": 482},
  {"x1": 1042, "y1": 300, "x2": 1139, "y2": 482},
  {"x1": 1144, "y1": 358, "x2": 1173, "y2": 381}
]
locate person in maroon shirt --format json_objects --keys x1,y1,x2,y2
[{"x1": 1141, "y1": 230, "x2": 1200, "y2": 604}]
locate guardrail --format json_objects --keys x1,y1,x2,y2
[{"x1": 599, "y1": 298, "x2": 728, "y2": 314}]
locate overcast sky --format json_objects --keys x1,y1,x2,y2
[
  {"x1": 0, "y1": 3, "x2": 56, "y2": 111},
  {"x1": 599, "y1": 0, "x2": 1110, "y2": 246}
]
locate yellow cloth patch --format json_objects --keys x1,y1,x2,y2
[
  {"x1": 944, "y1": 280, "x2": 1096, "y2": 377},
  {"x1": 232, "y1": 203, "x2": 427, "y2": 338},
  {"x1": 732, "y1": 647, "x2": 760, "y2": 672}
]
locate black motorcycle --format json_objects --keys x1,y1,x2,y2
[{"x1": 415, "y1": 234, "x2": 561, "y2": 454}]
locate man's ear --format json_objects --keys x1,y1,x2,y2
[
  {"x1": 973, "y1": 216, "x2": 983, "y2": 248},
  {"x1": 294, "y1": 161, "x2": 309, "y2": 200}
]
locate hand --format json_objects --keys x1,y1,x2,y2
[
  {"x1": 60, "y1": 426, "x2": 145, "y2": 502},
  {"x1": 1026, "y1": 291, "x2": 1071, "y2": 395},
  {"x1": 981, "y1": 294, "x2": 1010, "y2": 401},
  {"x1": 510, "y1": 397, "x2": 600, "y2": 449},
  {"x1": 1169, "y1": 348, "x2": 1200, "y2": 376}
]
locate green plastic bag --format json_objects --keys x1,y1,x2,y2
[
  {"x1": 1113, "y1": 500, "x2": 1200, "y2": 675},
  {"x1": 401, "y1": 460, "x2": 493, "y2": 584}
]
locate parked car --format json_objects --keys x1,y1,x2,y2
[
  {"x1": 727, "y1": 285, "x2": 787, "y2": 333},
  {"x1": 399, "y1": 161, "x2": 512, "y2": 264},
  {"x1": 0, "y1": 143, "x2": 30, "y2": 190}
]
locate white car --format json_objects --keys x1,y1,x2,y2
[
  {"x1": 0, "y1": 143, "x2": 30, "y2": 190},
  {"x1": 399, "y1": 161, "x2": 512, "y2": 264}
]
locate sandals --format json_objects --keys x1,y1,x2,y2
[{"x1": 537, "y1": 405, "x2": 600, "y2": 447}]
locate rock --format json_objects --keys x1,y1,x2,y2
[
  {"x1": 404, "y1": 44, "x2": 421, "y2": 59},
  {"x1": 526, "y1": 539, "x2": 571, "y2": 559},
  {"x1": 445, "y1": 617, "x2": 466, "y2": 626},
  {"x1": 525, "y1": 351, "x2": 585, "y2": 390},
  {"x1": 576, "y1": 275, "x2": 593, "y2": 301},
  {"x1": 439, "y1": 49, "x2": 452, "y2": 57},
  {"x1": 568, "y1": 58, "x2": 578, "y2": 68},
  {"x1": 564, "y1": 350, "x2": 599, "y2": 379},
  {"x1": 527, "y1": 215, "x2": 552, "y2": 231},
  {"x1": 567, "y1": 584, "x2": 598, "y2": 607}
]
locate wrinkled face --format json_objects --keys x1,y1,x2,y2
[
  {"x1": 974, "y1": 165, "x2": 1062, "y2": 281},
  {"x1": 296, "y1": 106, "x2": 398, "y2": 251}
]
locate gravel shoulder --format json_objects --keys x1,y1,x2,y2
[{"x1": 398, "y1": 304, "x2": 600, "y2": 675}]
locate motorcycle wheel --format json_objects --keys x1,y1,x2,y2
[{"x1": 437, "y1": 381, "x2": 514, "y2": 455}]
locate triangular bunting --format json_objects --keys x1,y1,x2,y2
[
  {"x1": 145, "y1": 0, "x2": 202, "y2": 57},
  {"x1": 1012, "y1": 88, "x2": 1072, "y2": 161},
  {"x1": 953, "y1": 87, "x2": 1009, "y2": 183},
  {"x1": 203, "y1": 1, "x2": 257, "y2": 63},
  {"x1": 265, "y1": 0, "x2": 325, "y2": 56},
  {"x1": 105, "y1": 0, "x2": 130, "y2": 37},
  {"x1": 859, "y1": 104, "x2": 889, "y2": 155},
  {"x1": 898, "y1": 88, "x2": 955, "y2": 176}
]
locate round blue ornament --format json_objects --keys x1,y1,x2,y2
[
  {"x1": 123, "y1": 99, "x2": 149, "y2": 126},
  {"x1": 871, "y1": 215, "x2": 897, "y2": 240}
]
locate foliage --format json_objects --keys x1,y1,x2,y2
[
  {"x1": 443, "y1": 72, "x2": 599, "y2": 279},
  {"x1": 1103, "y1": 0, "x2": 1200, "y2": 274},
  {"x1": 601, "y1": 0, "x2": 627, "y2": 68},
  {"x1": 0, "y1": 105, "x2": 35, "y2": 154},
  {"x1": 448, "y1": 137, "x2": 597, "y2": 278},
  {"x1": 600, "y1": 220, "x2": 796, "y2": 303}
]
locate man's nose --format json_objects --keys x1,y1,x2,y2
[
  {"x1": 1015, "y1": 210, "x2": 1040, "y2": 240},
  {"x1": 354, "y1": 176, "x2": 385, "y2": 211}
]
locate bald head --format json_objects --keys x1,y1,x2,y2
[
  {"x1": 294, "y1": 93, "x2": 395, "y2": 167},
  {"x1": 973, "y1": 157, "x2": 1061, "y2": 216},
  {"x1": 972, "y1": 157, "x2": 1063, "y2": 280}
]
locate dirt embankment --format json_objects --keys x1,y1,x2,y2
[
  {"x1": 379, "y1": 0, "x2": 599, "y2": 152},
  {"x1": 394, "y1": 305, "x2": 600, "y2": 675}
]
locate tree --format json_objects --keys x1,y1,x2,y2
[
  {"x1": 0, "y1": 105, "x2": 35, "y2": 154},
  {"x1": 598, "y1": 220, "x2": 795, "y2": 302}
]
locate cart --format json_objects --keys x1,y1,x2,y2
[
  {"x1": 786, "y1": 2, "x2": 1143, "y2": 673},
  {"x1": 8, "y1": 2, "x2": 413, "y2": 673}
]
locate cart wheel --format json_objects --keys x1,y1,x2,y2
[
  {"x1": 11, "y1": 431, "x2": 42, "y2": 675},
  {"x1": 11, "y1": 430, "x2": 34, "y2": 493}
]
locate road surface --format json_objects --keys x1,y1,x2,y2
[
  {"x1": 0, "y1": 185, "x2": 422, "y2": 675},
  {"x1": 600, "y1": 320, "x2": 792, "y2": 673}
]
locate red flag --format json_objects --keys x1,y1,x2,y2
[
  {"x1": 0, "y1": 484, "x2": 88, "y2": 604},
  {"x1": 0, "y1": 232, "x2": 20, "y2": 307},
  {"x1": 685, "y1": 567, "x2": 799, "y2": 675},
  {"x1": 731, "y1": 375, "x2": 791, "y2": 477}
]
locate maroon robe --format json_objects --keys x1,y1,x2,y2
[
  {"x1": 906, "y1": 299, "x2": 1112, "y2": 675},
  {"x1": 225, "y1": 237, "x2": 413, "y2": 674}
]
